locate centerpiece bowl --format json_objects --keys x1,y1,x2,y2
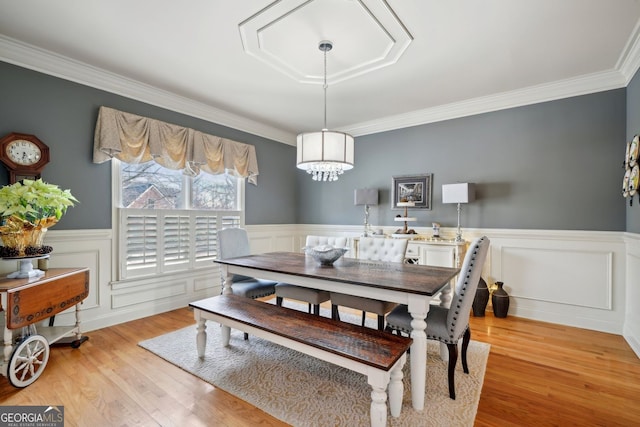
[{"x1": 303, "y1": 245, "x2": 348, "y2": 266}]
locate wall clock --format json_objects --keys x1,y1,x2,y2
[{"x1": 0, "y1": 132, "x2": 50, "y2": 183}]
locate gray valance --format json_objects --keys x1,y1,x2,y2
[{"x1": 93, "y1": 106, "x2": 259, "y2": 185}]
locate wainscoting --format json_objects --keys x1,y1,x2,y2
[{"x1": 3, "y1": 225, "x2": 637, "y2": 357}]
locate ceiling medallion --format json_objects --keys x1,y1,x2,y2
[{"x1": 239, "y1": 0, "x2": 413, "y2": 85}]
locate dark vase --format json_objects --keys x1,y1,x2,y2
[
  {"x1": 492, "y1": 281, "x2": 510, "y2": 318},
  {"x1": 472, "y1": 277, "x2": 489, "y2": 317}
]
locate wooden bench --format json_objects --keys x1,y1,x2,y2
[{"x1": 189, "y1": 294, "x2": 412, "y2": 427}]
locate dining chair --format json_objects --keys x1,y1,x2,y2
[
  {"x1": 330, "y1": 237, "x2": 408, "y2": 330},
  {"x1": 217, "y1": 227, "x2": 278, "y2": 339},
  {"x1": 385, "y1": 235, "x2": 490, "y2": 399},
  {"x1": 274, "y1": 235, "x2": 347, "y2": 315}
]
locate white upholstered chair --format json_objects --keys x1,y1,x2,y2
[
  {"x1": 217, "y1": 227, "x2": 278, "y2": 299},
  {"x1": 330, "y1": 237, "x2": 408, "y2": 330},
  {"x1": 217, "y1": 228, "x2": 278, "y2": 339},
  {"x1": 385, "y1": 236, "x2": 490, "y2": 399},
  {"x1": 275, "y1": 235, "x2": 348, "y2": 315}
]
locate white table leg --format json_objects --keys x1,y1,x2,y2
[
  {"x1": 220, "y1": 324, "x2": 231, "y2": 346},
  {"x1": 388, "y1": 354, "x2": 406, "y2": 418},
  {"x1": 195, "y1": 314, "x2": 207, "y2": 358},
  {"x1": 221, "y1": 265, "x2": 233, "y2": 295},
  {"x1": 408, "y1": 299, "x2": 430, "y2": 411},
  {"x1": 219, "y1": 266, "x2": 233, "y2": 343},
  {"x1": 439, "y1": 282, "x2": 453, "y2": 308}
]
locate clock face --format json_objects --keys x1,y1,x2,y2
[
  {"x1": 0, "y1": 132, "x2": 50, "y2": 183},
  {"x1": 6, "y1": 139, "x2": 42, "y2": 166}
]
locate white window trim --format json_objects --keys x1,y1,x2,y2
[{"x1": 110, "y1": 159, "x2": 245, "y2": 281}]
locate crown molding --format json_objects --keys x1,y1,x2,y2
[
  {"x1": 342, "y1": 69, "x2": 628, "y2": 137},
  {"x1": 3, "y1": 32, "x2": 640, "y2": 144},
  {"x1": 616, "y1": 17, "x2": 640, "y2": 84},
  {"x1": 0, "y1": 35, "x2": 297, "y2": 146},
  {"x1": 345, "y1": 21, "x2": 640, "y2": 137}
]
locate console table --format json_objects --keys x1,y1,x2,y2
[{"x1": 405, "y1": 238, "x2": 467, "y2": 268}]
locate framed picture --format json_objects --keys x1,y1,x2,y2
[{"x1": 391, "y1": 173, "x2": 432, "y2": 209}]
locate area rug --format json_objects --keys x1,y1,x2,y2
[{"x1": 139, "y1": 301, "x2": 490, "y2": 426}]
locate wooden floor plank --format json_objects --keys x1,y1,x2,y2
[{"x1": 0, "y1": 304, "x2": 638, "y2": 426}]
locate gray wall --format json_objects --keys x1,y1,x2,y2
[
  {"x1": 0, "y1": 61, "x2": 298, "y2": 228},
  {"x1": 298, "y1": 90, "x2": 627, "y2": 232},
  {"x1": 0, "y1": 61, "x2": 630, "y2": 232},
  {"x1": 627, "y1": 70, "x2": 640, "y2": 233}
]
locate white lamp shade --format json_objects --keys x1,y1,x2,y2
[
  {"x1": 442, "y1": 183, "x2": 476, "y2": 204},
  {"x1": 296, "y1": 130, "x2": 354, "y2": 170},
  {"x1": 354, "y1": 188, "x2": 378, "y2": 205}
]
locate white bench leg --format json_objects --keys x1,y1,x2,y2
[
  {"x1": 370, "y1": 386, "x2": 387, "y2": 427},
  {"x1": 388, "y1": 354, "x2": 406, "y2": 418},
  {"x1": 196, "y1": 316, "x2": 207, "y2": 358},
  {"x1": 368, "y1": 370, "x2": 391, "y2": 427}
]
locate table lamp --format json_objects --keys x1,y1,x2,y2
[
  {"x1": 442, "y1": 183, "x2": 475, "y2": 242},
  {"x1": 354, "y1": 188, "x2": 378, "y2": 237}
]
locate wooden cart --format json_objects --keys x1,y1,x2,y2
[{"x1": 0, "y1": 267, "x2": 89, "y2": 387}]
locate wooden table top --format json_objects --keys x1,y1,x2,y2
[
  {"x1": 0, "y1": 267, "x2": 89, "y2": 292},
  {"x1": 215, "y1": 252, "x2": 459, "y2": 296}
]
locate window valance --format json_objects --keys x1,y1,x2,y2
[{"x1": 93, "y1": 106, "x2": 259, "y2": 185}]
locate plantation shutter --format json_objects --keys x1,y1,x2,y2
[{"x1": 119, "y1": 209, "x2": 240, "y2": 279}]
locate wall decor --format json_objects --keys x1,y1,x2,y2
[
  {"x1": 622, "y1": 135, "x2": 639, "y2": 205},
  {"x1": 0, "y1": 132, "x2": 50, "y2": 183},
  {"x1": 391, "y1": 174, "x2": 432, "y2": 209}
]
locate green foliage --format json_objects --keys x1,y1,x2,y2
[{"x1": 0, "y1": 179, "x2": 78, "y2": 225}]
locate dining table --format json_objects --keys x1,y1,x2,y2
[{"x1": 214, "y1": 251, "x2": 459, "y2": 411}]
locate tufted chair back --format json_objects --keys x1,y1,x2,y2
[
  {"x1": 305, "y1": 235, "x2": 348, "y2": 248},
  {"x1": 445, "y1": 236, "x2": 490, "y2": 342},
  {"x1": 358, "y1": 237, "x2": 407, "y2": 263},
  {"x1": 218, "y1": 227, "x2": 251, "y2": 259}
]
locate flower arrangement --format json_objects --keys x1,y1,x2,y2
[{"x1": 0, "y1": 179, "x2": 78, "y2": 257}]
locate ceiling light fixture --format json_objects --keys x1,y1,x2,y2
[{"x1": 296, "y1": 41, "x2": 354, "y2": 182}]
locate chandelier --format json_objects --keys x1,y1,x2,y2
[{"x1": 296, "y1": 41, "x2": 354, "y2": 182}]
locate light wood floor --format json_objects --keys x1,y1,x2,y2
[{"x1": 0, "y1": 305, "x2": 638, "y2": 426}]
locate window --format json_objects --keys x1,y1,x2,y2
[{"x1": 116, "y1": 160, "x2": 243, "y2": 279}]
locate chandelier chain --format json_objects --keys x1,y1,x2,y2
[{"x1": 323, "y1": 43, "x2": 328, "y2": 130}]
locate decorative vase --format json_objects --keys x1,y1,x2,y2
[
  {"x1": 491, "y1": 281, "x2": 510, "y2": 318},
  {"x1": 0, "y1": 227, "x2": 48, "y2": 257},
  {"x1": 472, "y1": 277, "x2": 489, "y2": 317},
  {"x1": 0, "y1": 216, "x2": 56, "y2": 257}
]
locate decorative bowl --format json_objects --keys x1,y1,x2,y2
[{"x1": 303, "y1": 245, "x2": 348, "y2": 266}]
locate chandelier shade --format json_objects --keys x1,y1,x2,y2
[
  {"x1": 296, "y1": 40, "x2": 354, "y2": 182},
  {"x1": 296, "y1": 130, "x2": 354, "y2": 181}
]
